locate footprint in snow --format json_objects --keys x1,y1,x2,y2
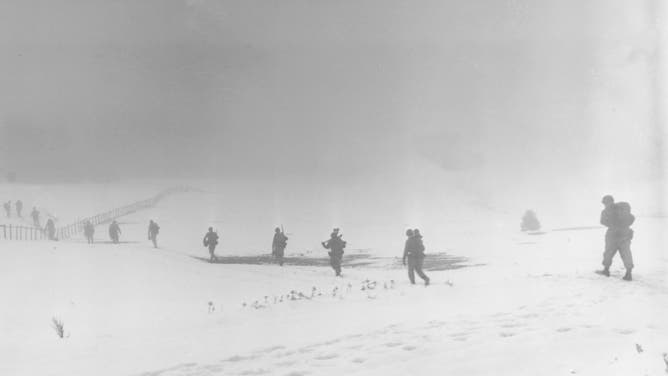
[
  {"x1": 202, "y1": 364, "x2": 223, "y2": 372},
  {"x1": 614, "y1": 328, "x2": 635, "y2": 335},
  {"x1": 225, "y1": 354, "x2": 257, "y2": 362},
  {"x1": 500, "y1": 322, "x2": 524, "y2": 329},
  {"x1": 257, "y1": 345, "x2": 286, "y2": 354},
  {"x1": 283, "y1": 371, "x2": 310, "y2": 376},
  {"x1": 314, "y1": 353, "x2": 339, "y2": 360},
  {"x1": 239, "y1": 369, "x2": 269, "y2": 375},
  {"x1": 276, "y1": 360, "x2": 297, "y2": 367}
]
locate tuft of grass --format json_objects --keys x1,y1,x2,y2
[{"x1": 51, "y1": 317, "x2": 65, "y2": 339}]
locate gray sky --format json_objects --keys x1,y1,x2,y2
[{"x1": 0, "y1": 0, "x2": 665, "y2": 183}]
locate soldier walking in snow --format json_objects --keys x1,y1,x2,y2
[
  {"x1": 597, "y1": 195, "x2": 636, "y2": 281},
  {"x1": 15, "y1": 200, "x2": 23, "y2": 218},
  {"x1": 203, "y1": 227, "x2": 219, "y2": 262},
  {"x1": 272, "y1": 227, "x2": 288, "y2": 266},
  {"x1": 402, "y1": 229, "x2": 430, "y2": 286},
  {"x1": 109, "y1": 220, "x2": 122, "y2": 244},
  {"x1": 3, "y1": 201, "x2": 10, "y2": 218},
  {"x1": 322, "y1": 228, "x2": 346, "y2": 276},
  {"x1": 31, "y1": 207, "x2": 40, "y2": 227},
  {"x1": 84, "y1": 220, "x2": 95, "y2": 244},
  {"x1": 148, "y1": 220, "x2": 160, "y2": 248},
  {"x1": 45, "y1": 218, "x2": 56, "y2": 240}
]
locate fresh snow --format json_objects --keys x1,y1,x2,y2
[{"x1": 1, "y1": 180, "x2": 666, "y2": 376}]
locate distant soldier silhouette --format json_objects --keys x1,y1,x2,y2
[
  {"x1": 84, "y1": 220, "x2": 95, "y2": 244},
  {"x1": 3, "y1": 201, "x2": 10, "y2": 218},
  {"x1": 45, "y1": 218, "x2": 56, "y2": 241},
  {"x1": 597, "y1": 195, "x2": 636, "y2": 281},
  {"x1": 15, "y1": 200, "x2": 23, "y2": 218},
  {"x1": 31, "y1": 207, "x2": 40, "y2": 227},
  {"x1": 403, "y1": 229, "x2": 430, "y2": 285},
  {"x1": 109, "y1": 220, "x2": 122, "y2": 244},
  {"x1": 148, "y1": 220, "x2": 160, "y2": 248},
  {"x1": 321, "y1": 228, "x2": 346, "y2": 276},
  {"x1": 203, "y1": 227, "x2": 219, "y2": 262},
  {"x1": 272, "y1": 227, "x2": 288, "y2": 266}
]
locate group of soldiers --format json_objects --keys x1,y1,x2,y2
[
  {"x1": 201, "y1": 194, "x2": 636, "y2": 285},
  {"x1": 3, "y1": 192, "x2": 638, "y2": 285},
  {"x1": 3, "y1": 200, "x2": 23, "y2": 218},
  {"x1": 75, "y1": 219, "x2": 160, "y2": 248},
  {"x1": 3, "y1": 199, "x2": 42, "y2": 228},
  {"x1": 203, "y1": 225, "x2": 431, "y2": 285}
]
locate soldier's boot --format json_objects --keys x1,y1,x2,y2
[
  {"x1": 425, "y1": 277, "x2": 430, "y2": 286},
  {"x1": 623, "y1": 270, "x2": 632, "y2": 281},
  {"x1": 596, "y1": 268, "x2": 610, "y2": 277}
]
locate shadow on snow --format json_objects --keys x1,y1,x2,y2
[{"x1": 190, "y1": 252, "x2": 477, "y2": 271}]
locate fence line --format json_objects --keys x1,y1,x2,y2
[
  {"x1": 0, "y1": 224, "x2": 47, "y2": 241},
  {"x1": 0, "y1": 186, "x2": 192, "y2": 241}
]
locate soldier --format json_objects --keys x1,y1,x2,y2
[
  {"x1": 45, "y1": 218, "x2": 56, "y2": 241},
  {"x1": 615, "y1": 202, "x2": 635, "y2": 281},
  {"x1": 597, "y1": 196, "x2": 636, "y2": 281},
  {"x1": 597, "y1": 196, "x2": 635, "y2": 280},
  {"x1": 31, "y1": 207, "x2": 40, "y2": 227},
  {"x1": 402, "y1": 229, "x2": 430, "y2": 285},
  {"x1": 148, "y1": 220, "x2": 160, "y2": 248},
  {"x1": 84, "y1": 220, "x2": 95, "y2": 244},
  {"x1": 108, "y1": 220, "x2": 121, "y2": 244},
  {"x1": 321, "y1": 228, "x2": 346, "y2": 276},
  {"x1": 3, "y1": 201, "x2": 10, "y2": 218},
  {"x1": 272, "y1": 227, "x2": 288, "y2": 266},
  {"x1": 203, "y1": 227, "x2": 219, "y2": 262},
  {"x1": 15, "y1": 200, "x2": 23, "y2": 218}
]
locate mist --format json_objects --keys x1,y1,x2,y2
[{"x1": 0, "y1": 0, "x2": 665, "y2": 198}]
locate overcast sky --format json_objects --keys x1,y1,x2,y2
[{"x1": 0, "y1": 0, "x2": 665, "y2": 184}]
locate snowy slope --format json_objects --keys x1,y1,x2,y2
[{"x1": 1, "y1": 180, "x2": 667, "y2": 376}]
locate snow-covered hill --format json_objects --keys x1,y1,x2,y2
[{"x1": 1, "y1": 180, "x2": 666, "y2": 376}]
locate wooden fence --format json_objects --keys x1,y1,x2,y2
[
  {"x1": 0, "y1": 186, "x2": 192, "y2": 241},
  {"x1": 0, "y1": 224, "x2": 47, "y2": 240}
]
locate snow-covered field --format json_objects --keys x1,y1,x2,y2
[{"x1": 1, "y1": 177, "x2": 667, "y2": 376}]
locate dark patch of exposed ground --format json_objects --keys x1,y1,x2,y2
[{"x1": 191, "y1": 252, "x2": 478, "y2": 271}]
